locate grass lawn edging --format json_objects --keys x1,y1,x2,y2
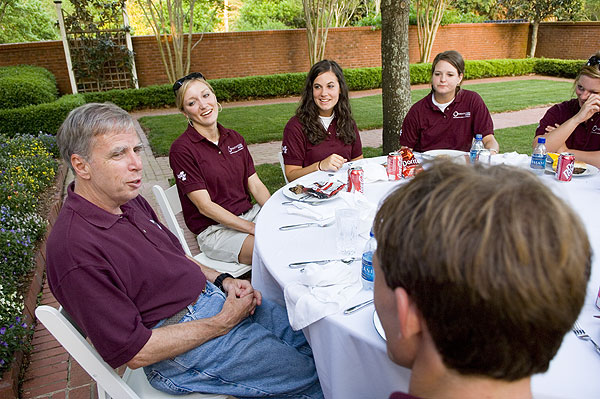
[{"x1": 0, "y1": 162, "x2": 67, "y2": 399}]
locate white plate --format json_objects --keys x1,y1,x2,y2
[
  {"x1": 545, "y1": 162, "x2": 599, "y2": 177},
  {"x1": 373, "y1": 310, "x2": 386, "y2": 341},
  {"x1": 422, "y1": 149, "x2": 469, "y2": 164},
  {"x1": 281, "y1": 181, "x2": 343, "y2": 203}
]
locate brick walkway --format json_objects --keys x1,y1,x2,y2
[{"x1": 21, "y1": 75, "x2": 563, "y2": 398}]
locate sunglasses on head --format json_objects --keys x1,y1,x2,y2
[
  {"x1": 173, "y1": 72, "x2": 205, "y2": 93},
  {"x1": 586, "y1": 56, "x2": 600, "y2": 67}
]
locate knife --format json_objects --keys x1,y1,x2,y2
[
  {"x1": 344, "y1": 299, "x2": 374, "y2": 315},
  {"x1": 288, "y1": 257, "x2": 360, "y2": 268}
]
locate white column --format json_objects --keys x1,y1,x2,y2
[
  {"x1": 122, "y1": 6, "x2": 139, "y2": 89},
  {"x1": 54, "y1": 0, "x2": 78, "y2": 94}
]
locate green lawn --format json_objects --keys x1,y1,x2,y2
[{"x1": 141, "y1": 79, "x2": 572, "y2": 157}]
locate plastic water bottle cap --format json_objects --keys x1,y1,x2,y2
[
  {"x1": 475, "y1": 134, "x2": 482, "y2": 140},
  {"x1": 538, "y1": 137, "x2": 546, "y2": 144},
  {"x1": 369, "y1": 229, "x2": 374, "y2": 237}
]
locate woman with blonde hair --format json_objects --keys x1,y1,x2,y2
[
  {"x1": 534, "y1": 52, "x2": 600, "y2": 167},
  {"x1": 169, "y1": 72, "x2": 270, "y2": 265}
]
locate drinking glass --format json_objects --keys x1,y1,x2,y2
[{"x1": 335, "y1": 208, "x2": 360, "y2": 257}]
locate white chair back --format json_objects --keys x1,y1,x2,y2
[
  {"x1": 152, "y1": 185, "x2": 251, "y2": 277},
  {"x1": 35, "y1": 305, "x2": 231, "y2": 399},
  {"x1": 278, "y1": 151, "x2": 289, "y2": 184}
]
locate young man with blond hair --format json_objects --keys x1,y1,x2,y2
[{"x1": 373, "y1": 161, "x2": 591, "y2": 399}]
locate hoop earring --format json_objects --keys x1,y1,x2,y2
[
  {"x1": 217, "y1": 102, "x2": 223, "y2": 112},
  {"x1": 186, "y1": 116, "x2": 193, "y2": 127}
]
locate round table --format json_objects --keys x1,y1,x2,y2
[{"x1": 252, "y1": 155, "x2": 600, "y2": 399}]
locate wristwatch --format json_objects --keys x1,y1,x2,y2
[{"x1": 214, "y1": 273, "x2": 234, "y2": 291}]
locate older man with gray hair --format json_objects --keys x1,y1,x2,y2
[{"x1": 46, "y1": 102, "x2": 323, "y2": 398}]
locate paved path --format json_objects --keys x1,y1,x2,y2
[{"x1": 21, "y1": 75, "x2": 560, "y2": 398}]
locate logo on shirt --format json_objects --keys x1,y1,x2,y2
[
  {"x1": 453, "y1": 111, "x2": 471, "y2": 119},
  {"x1": 399, "y1": 129, "x2": 403, "y2": 137},
  {"x1": 228, "y1": 143, "x2": 244, "y2": 154},
  {"x1": 149, "y1": 219, "x2": 163, "y2": 230},
  {"x1": 282, "y1": 145, "x2": 288, "y2": 154},
  {"x1": 592, "y1": 125, "x2": 600, "y2": 134},
  {"x1": 177, "y1": 171, "x2": 187, "y2": 181}
]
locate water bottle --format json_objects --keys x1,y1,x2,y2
[
  {"x1": 469, "y1": 134, "x2": 485, "y2": 164},
  {"x1": 530, "y1": 137, "x2": 547, "y2": 175},
  {"x1": 361, "y1": 230, "x2": 377, "y2": 290}
]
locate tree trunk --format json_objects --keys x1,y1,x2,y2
[
  {"x1": 529, "y1": 19, "x2": 539, "y2": 58},
  {"x1": 381, "y1": 0, "x2": 411, "y2": 155}
]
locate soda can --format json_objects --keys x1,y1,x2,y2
[
  {"x1": 555, "y1": 153, "x2": 575, "y2": 182},
  {"x1": 347, "y1": 167, "x2": 364, "y2": 193},
  {"x1": 387, "y1": 152, "x2": 402, "y2": 181}
]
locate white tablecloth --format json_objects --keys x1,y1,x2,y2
[{"x1": 252, "y1": 156, "x2": 600, "y2": 399}]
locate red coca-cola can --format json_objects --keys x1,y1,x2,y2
[
  {"x1": 347, "y1": 166, "x2": 364, "y2": 193},
  {"x1": 555, "y1": 153, "x2": 575, "y2": 182},
  {"x1": 387, "y1": 152, "x2": 402, "y2": 181}
]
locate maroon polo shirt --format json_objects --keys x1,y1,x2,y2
[
  {"x1": 390, "y1": 392, "x2": 421, "y2": 399},
  {"x1": 46, "y1": 183, "x2": 206, "y2": 368},
  {"x1": 281, "y1": 115, "x2": 363, "y2": 167},
  {"x1": 535, "y1": 98, "x2": 600, "y2": 151},
  {"x1": 399, "y1": 90, "x2": 494, "y2": 152},
  {"x1": 169, "y1": 124, "x2": 256, "y2": 234}
]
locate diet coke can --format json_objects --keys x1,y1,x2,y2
[
  {"x1": 555, "y1": 153, "x2": 575, "y2": 182},
  {"x1": 387, "y1": 152, "x2": 402, "y2": 181},
  {"x1": 347, "y1": 166, "x2": 364, "y2": 193}
]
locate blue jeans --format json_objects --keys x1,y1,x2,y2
[{"x1": 144, "y1": 282, "x2": 323, "y2": 398}]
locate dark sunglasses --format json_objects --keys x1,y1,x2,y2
[
  {"x1": 173, "y1": 72, "x2": 205, "y2": 93},
  {"x1": 586, "y1": 55, "x2": 600, "y2": 67}
]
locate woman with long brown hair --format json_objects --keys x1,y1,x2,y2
[{"x1": 281, "y1": 59, "x2": 363, "y2": 182}]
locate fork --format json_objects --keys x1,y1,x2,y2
[{"x1": 572, "y1": 321, "x2": 600, "y2": 356}]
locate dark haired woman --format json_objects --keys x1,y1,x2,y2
[
  {"x1": 169, "y1": 73, "x2": 270, "y2": 265},
  {"x1": 282, "y1": 59, "x2": 363, "y2": 182},
  {"x1": 399, "y1": 50, "x2": 499, "y2": 153},
  {"x1": 534, "y1": 52, "x2": 600, "y2": 167}
]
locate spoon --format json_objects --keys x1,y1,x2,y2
[
  {"x1": 279, "y1": 219, "x2": 335, "y2": 231},
  {"x1": 288, "y1": 257, "x2": 359, "y2": 269}
]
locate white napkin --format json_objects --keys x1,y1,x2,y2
[
  {"x1": 285, "y1": 201, "x2": 335, "y2": 220},
  {"x1": 284, "y1": 261, "x2": 362, "y2": 330},
  {"x1": 491, "y1": 152, "x2": 530, "y2": 167},
  {"x1": 361, "y1": 163, "x2": 388, "y2": 183}
]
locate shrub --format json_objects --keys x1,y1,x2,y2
[
  {"x1": 534, "y1": 58, "x2": 584, "y2": 78},
  {"x1": 344, "y1": 67, "x2": 382, "y2": 90},
  {"x1": 0, "y1": 94, "x2": 85, "y2": 138},
  {"x1": 83, "y1": 84, "x2": 175, "y2": 112},
  {"x1": 0, "y1": 65, "x2": 58, "y2": 110}
]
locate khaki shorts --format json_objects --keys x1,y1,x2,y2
[{"x1": 196, "y1": 204, "x2": 261, "y2": 263}]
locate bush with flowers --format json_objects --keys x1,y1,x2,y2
[{"x1": 0, "y1": 133, "x2": 57, "y2": 373}]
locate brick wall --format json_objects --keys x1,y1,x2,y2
[
  {"x1": 0, "y1": 22, "x2": 596, "y2": 95},
  {"x1": 535, "y1": 22, "x2": 600, "y2": 59},
  {"x1": 0, "y1": 40, "x2": 72, "y2": 95}
]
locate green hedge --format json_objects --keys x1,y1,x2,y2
[
  {"x1": 0, "y1": 94, "x2": 85, "y2": 138},
  {"x1": 0, "y1": 65, "x2": 59, "y2": 110},
  {"x1": 533, "y1": 58, "x2": 584, "y2": 78},
  {"x1": 0, "y1": 57, "x2": 585, "y2": 137}
]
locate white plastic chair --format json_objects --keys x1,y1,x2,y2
[
  {"x1": 152, "y1": 185, "x2": 251, "y2": 277},
  {"x1": 35, "y1": 305, "x2": 233, "y2": 399},
  {"x1": 278, "y1": 151, "x2": 289, "y2": 184}
]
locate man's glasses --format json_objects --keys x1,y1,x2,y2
[
  {"x1": 586, "y1": 55, "x2": 600, "y2": 67},
  {"x1": 173, "y1": 72, "x2": 205, "y2": 93}
]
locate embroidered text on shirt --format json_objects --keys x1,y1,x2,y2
[
  {"x1": 177, "y1": 171, "x2": 187, "y2": 181},
  {"x1": 453, "y1": 111, "x2": 471, "y2": 119},
  {"x1": 592, "y1": 125, "x2": 600, "y2": 134},
  {"x1": 228, "y1": 143, "x2": 244, "y2": 154},
  {"x1": 282, "y1": 145, "x2": 288, "y2": 154}
]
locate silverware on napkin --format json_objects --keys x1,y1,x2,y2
[
  {"x1": 288, "y1": 257, "x2": 360, "y2": 269},
  {"x1": 279, "y1": 219, "x2": 334, "y2": 230},
  {"x1": 344, "y1": 299, "x2": 374, "y2": 315}
]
